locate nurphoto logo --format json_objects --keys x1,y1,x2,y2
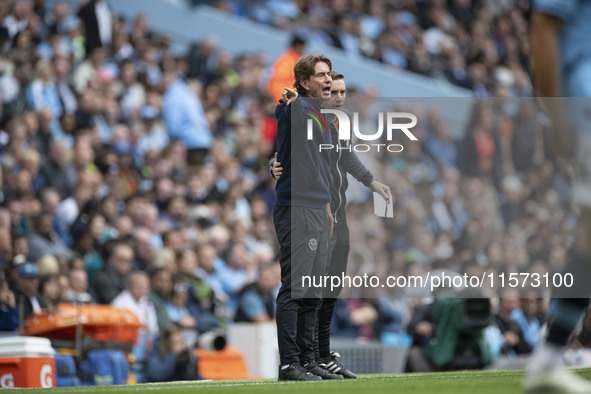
[{"x1": 306, "y1": 109, "x2": 419, "y2": 152}]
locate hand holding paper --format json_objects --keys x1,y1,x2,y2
[
  {"x1": 374, "y1": 192, "x2": 393, "y2": 218},
  {"x1": 369, "y1": 180, "x2": 391, "y2": 202}
]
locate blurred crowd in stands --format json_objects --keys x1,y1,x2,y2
[
  {"x1": 220, "y1": 0, "x2": 533, "y2": 96},
  {"x1": 0, "y1": 0, "x2": 586, "y2": 379}
]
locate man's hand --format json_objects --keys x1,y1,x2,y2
[
  {"x1": 351, "y1": 305, "x2": 378, "y2": 326},
  {"x1": 415, "y1": 321, "x2": 434, "y2": 337},
  {"x1": 282, "y1": 87, "x2": 298, "y2": 105},
  {"x1": 272, "y1": 152, "x2": 283, "y2": 178},
  {"x1": 327, "y1": 203, "x2": 334, "y2": 238},
  {"x1": 369, "y1": 180, "x2": 391, "y2": 203},
  {"x1": 503, "y1": 331, "x2": 520, "y2": 347},
  {"x1": 178, "y1": 315, "x2": 197, "y2": 328},
  {"x1": 0, "y1": 286, "x2": 15, "y2": 307}
]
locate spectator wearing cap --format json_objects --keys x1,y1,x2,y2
[
  {"x1": 27, "y1": 213, "x2": 73, "y2": 262},
  {"x1": 13, "y1": 261, "x2": 46, "y2": 320},
  {"x1": 91, "y1": 242, "x2": 134, "y2": 304},
  {"x1": 161, "y1": 70, "x2": 212, "y2": 167}
]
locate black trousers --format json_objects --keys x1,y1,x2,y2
[
  {"x1": 315, "y1": 217, "x2": 349, "y2": 361},
  {"x1": 274, "y1": 205, "x2": 329, "y2": 365}
]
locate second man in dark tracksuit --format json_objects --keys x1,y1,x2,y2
[{"x1": 317, "y1": 72, "x2": 390, "y2": 378}]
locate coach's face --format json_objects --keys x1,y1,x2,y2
[
  {"x1": 301, "y1": 61, "x2": 332, "y2": 99},
  {"x1": 329, "y1": 79, "x2": 346, "y2": 110}
]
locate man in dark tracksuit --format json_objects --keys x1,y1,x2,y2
[
  {"x1": 316, "y1": 72, "x2": 391, "y2": 378},
  {"x1": 271, "y1": 72, "x2": 391, "y2": 379},
  {"x1": 273, "y1": 54, "x2": 341, "y2": 381}
]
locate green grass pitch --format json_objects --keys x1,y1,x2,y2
[{"x1": 13, "y1": 369, "x2": 591, "y2": 393}]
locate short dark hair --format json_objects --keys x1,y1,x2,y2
[
  {"x1": 108, "y1": 241, "x2": 133, "y2": 262},
  {"x1": 160, "y1": 323, "x2": 183, "y2": 355},
  {"x1": 329, "y1": 71, "x2": 344, "y2": 81},
  {"x1": 293, "y1": 54, "x2": 332, "y2": 95}
]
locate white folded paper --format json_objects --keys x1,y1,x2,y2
[{"x1": 373, "y1": 192, "x2": 393, "y2": 218}]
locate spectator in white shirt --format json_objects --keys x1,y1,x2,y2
[{"x1": 111, "y1": 271, "x2": 159, "y2": 334}]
